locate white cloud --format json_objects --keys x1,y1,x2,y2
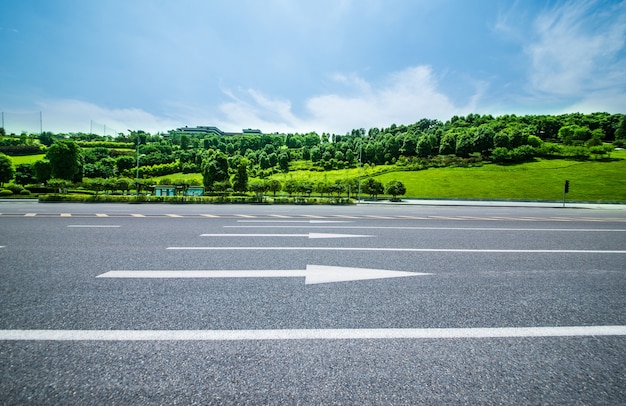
[
  {"x1": 36, "y1": 99, "x2": 180, "y2": 135},
  {"x1": 216, "y1": 66, "x2": 480, "y2": 134},
  {"x1": 31, "y1": 66, "x2": 482, "y2": 135},
  {"x1": 525, "y1": 1, "x2": 626, "y2": 97}
]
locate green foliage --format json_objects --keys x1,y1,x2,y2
[
  {"x1": 361, "y1": 178, "x2": 384, "y2": 199},
  {"x1": 614, "y1": 115, "x2": 626, "y2": 140},
  {"x1": 0, "y1": 144, "x2": 44, "y2": 156},
  {"x1": 47, "y1": 178, "x2": 72, "y2": 193},
  {"x1": 14, "y1": 163, "x2": 36, "y2": 185},
  {"x1": 5, "y1": 184, "x2": 24, "y2": 194},
  {"x1": 33, "y1": 159, "x2": 52, "y2": 183},
  {"x1": 76, "y1": 141, "x2": 135, "y2": 148},
  {"x1": 0, "y1": 153, "x2": 15, "y2": 186},
  {"x1": 45, "y1": 140, "x2": 84, "y2": 181},
  {"x1": 201, "y1": 150, "x2": 229, "y2": 191},
  {"x1": 384, "y1": 180, "x2": 406, "y2": 199},
  {"x1": 232, "y1": 158, "x2": 249, "y2": 192}
]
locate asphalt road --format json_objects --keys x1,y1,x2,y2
[{"x1": 1, "y1": 201, "x2": 625, "y2": 404}]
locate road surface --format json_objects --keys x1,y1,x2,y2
[{"x1": 1, "y1": 201, "x2": 625, "y2": 404}]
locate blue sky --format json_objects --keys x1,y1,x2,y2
[{"x1": 1, "y1": 0, "x2": 625, "y2": 135}]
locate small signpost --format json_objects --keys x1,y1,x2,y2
[{"x1": 563, "y1": 180, "x2": 569, "y2": 207}]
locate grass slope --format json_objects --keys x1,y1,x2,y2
[
  {"x1": 375, "y1": 158, "x2": 626, "y2": 202},
  {"x1": 274, "y1": 151, "x2": 626, "y2": 202}
]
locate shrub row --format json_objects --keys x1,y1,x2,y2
[{"x1": 38, "y1": 193, "x2": 354, "y2": 204}]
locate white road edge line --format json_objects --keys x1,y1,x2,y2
[
  {"x1": 225, "y1": 225, "x2": 626, "y2": 232},
  {"x1": 167, "y1": 247, "x2": 626, "y2": 254},
  {"x1": 67, "y1": 225, "x2": 121, "y2": 228},
  {"x1": 1, "y1": 326, "x2": 624, "y2": 341}
]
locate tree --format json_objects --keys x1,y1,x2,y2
[
  {"x1": 33, "y1": 160, "x2": 51, "y2": 184},
  {"x1": 267, "y1": 179, "x2": 282, "y2": 196},
  {"x1": 14, "y1": 163, "x2": 36, "y2": 186},
  {"x1": 455, "y1": 132, "x2": 473, "y2": 157},
  {"x1": 385, "y1": 180, "x2": 406, "y2": 200},
  {"x1": 0, "y1": 154, "x2": 15, "y2": 187},
  {"x1": 201, "y1": 150, "x2": 229, "y2": 191},
  {"x1": 439, "y1": 132, "x2": 456, "y2": 155},
  {"x1": 116, "y1": 155, "x2": 136, "y2": 173},
  {"x1": 278, "y1": 153, "x2": 289, "y2": 172},
  {"x1": 45, "y1": 140, "x2": 84, "y2": 181},
  {"x1": 362, "y1": 178, "x2": 384, "y2": 199},
  {"x1": 614, "y1": 114, "x2": 626, "y2": 141},
  {"x1": 248, "y1": 181, "x2": 268, "y2": 201},
  {"x1": 232, "y1": 158, "x2": 249, "y2": 192},
  {"x1": 114, "y1": 177, "x2": 133, "y2": 194},
  {"x1": 416, "y1": 134, "x2": 435, "y2": 157},
  {"x1": 83, "y1": 178, "x2": 106, "y2": 196},
  {"x1": 283, "y1": 179, "x2": 298, "y2": 196},
  {"x1": 329, "y1": 180, "x2": 345, "y2": 197}
]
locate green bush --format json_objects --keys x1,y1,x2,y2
[
  {"x1": 5, "y1": 184, "x2": 25, "y2": 194},
  {"x1": 0, "y1": 189, "x2": 13, "y2": 196}
]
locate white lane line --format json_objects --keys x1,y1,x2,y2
[
  {"x1": 0, "y1": 246, "x2": 5, "y2": 249},
  {"x1": 237, "y1": 220, "x2": 353, "y2": 224},
  {"x1": 96, "y1": 213, "x2": 108, "y2": 217},
  {"x1": 60, "y1": 213, "x2": 71, "y2": 217},
  {"x1": 1, "y1": 326, "x2": 624, "y2": 341},
  {"x1": 24, "y1": 213, "x2": 37, "y2": 217},
  {"x1": 167, "y1": 247, "x2": 626, "y2": 254},
  {"x1": 200, "y1": 214, "x2": 220, "y2": 218},
  {"x1": 67, "y1": 225, "x2": 121, "y2": 228},
  {"x1": 224, "y1": 225, "x2": 626, "y2": 232},
  {"x1": 131, "y1": 214, "x2": 146, "y2": 217},
  {"x1": 166, "y1": 214, "x2": 183, "y2": 218},
  {"x1": 200, "y1": 233, "x2": 373, "y2": 239}
]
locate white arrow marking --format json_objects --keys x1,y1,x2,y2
[
  {"x1": 200, "y1": 233, "x2": 373, "y2": 239},
  {"x1": 97, "y1": 265, "x2": 429, "y2": 285}
]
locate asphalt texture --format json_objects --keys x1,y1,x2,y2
[{"x1": 0, "y1": 201, "x2": 625, "y2": 404}]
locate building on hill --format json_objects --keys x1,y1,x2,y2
[
  {"x1": 175, "y1": 126, "x2": 263, "y2": 136},
  {"x1": 176, "y1": 126, "x2": 224, "y2": 136}
]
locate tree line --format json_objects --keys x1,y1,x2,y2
[{"x1": 1, "y1": 112, "x2": 625, "y2": 197}]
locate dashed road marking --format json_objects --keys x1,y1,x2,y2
[{"x1": 1, "y1": 213, "x2": 625, "y2": 222}]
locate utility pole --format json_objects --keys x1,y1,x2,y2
[{"x1": 563, "y1": 180, "x2": 569, "y2": 207}]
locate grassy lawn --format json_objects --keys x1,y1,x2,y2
[
  {"x1": 271, "y1": 151, "x2": 626, "y2": 202},
  {"x1": 374, "y1": 158, "x2": 626, "y2": 202},
  {"x1": 7, "y1": 154, "x2": 46, "y2": 165}
]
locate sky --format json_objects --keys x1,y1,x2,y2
[{"x1": 1, "y1": 0, "x2": 625, "y2": 135}]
